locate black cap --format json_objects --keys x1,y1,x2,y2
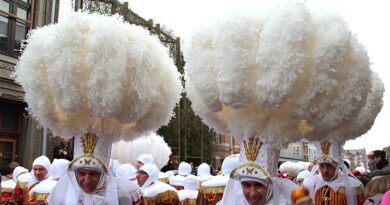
[{"x1": 373, "y1": 150, "x2": 386, "y2": 159}]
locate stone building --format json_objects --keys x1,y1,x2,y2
[
  {"x1": 0, "y1": 0, "x2": 59, "y2": 168},
  {"x1": 343, "y1": 148, "x2": 368, "y2": 170}
]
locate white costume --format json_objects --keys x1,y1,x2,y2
[
  {"x1": 137, "y1": 154, "x2": 154, "y2": 165},
  {"x1": 27, "y1": 155, "x2": 51, "y2": 188},
  {"x1": 303, "y1": 140, "x2": 365, "y2": 205},
  {"x1": 49, "y1": 133, "x2": 142, "y2": 205},
  {"x1": 169, "y1": 162, "x2": 191, "y2": 190},
  {"x1": 197, "y1": 163, "x2": 213, "y2": 182},
  {"x1": 1, "y1": 166, "x2": 28, "y2": 203},
  {"x1": 221, "y1": 137, "x2": 297, "y2": 205},
  {"x1": 13, "y1": 155, "x2": 51, "y2": 205},
  {"x1": 140, "y1": 163, "x2": 179, "y2": 204},
  {"x1": 28, "y1": 159, "x2": 70, "y2": 204},
  {"x1": 198, "y1": 154, "x2": 239, "y2": 205},
  {"x1": 116, "y1": 164, "x2": 137, "y2": 182},
  {"x1": 1, "y1": 166, "x2": 27, "y2": 192},
  {"x1": 49, "y1": 158, "x2": 70, "y2": 180},
  {"x1": 178, "y1": 175, "x2": 199, "y2": 203},
  {"x1": 296, "y1": 169, "x2": 311, "y2": 184},
  {"x1": 158, "y1": 171, "x2": 169, "y2": 184}
]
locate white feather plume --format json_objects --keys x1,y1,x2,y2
[
  {"x1": 183, "y1": 0, "x2": 381, "y2": 145},
  {"x1": 13, "y1": 12, "x2": 182, "y2": 140},
  {"x1": 111, "y1": 132, "x2": 171, "y2": 169}
]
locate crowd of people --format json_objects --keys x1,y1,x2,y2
[{"x1": 0, "y1": 137, "x2": 389, "y2": 205}]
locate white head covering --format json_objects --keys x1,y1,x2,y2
[
  {"x1": 178, "y1": 162, "x2": 192, "y2": 176},
  {"x1": 115, "y1": 164, "x2": 136, "y2": 180},
  {"x1": 12, "y1": 166, "x2": 29, "y2": 183},
  {"x1": 50, "y1": 159, "x2": 70, "y2": 180},
  {"x1": 279, "y1": 161, "x2": 301, "y2": 178},
  {"x1": 221, "y1": 154, "x2": 239, "y2": 176},
  {"x1": 306, "y1": 139, "x2": 360, "y2": 205},
  {"x1": 197, "y1": 163, "x2": 211, "y2": 176},
  {"x1": 178, "y1": 175, "x2": 199, "y2": 201},
  {"x1": 32, "y1": 155, "x2": 51, "y2": 172},
  {"x1": 109, "y1": 159, "x2": 121, "y2": 176},
  {"x1": 137, "y1": 154, "x2": 154, "y2": 165},
  {"x1": 139, "y1": 164, "x2": 159, "y2": 188},
  {"x1": 184, "y1": 174, "x2": 199, "y2": 190},
  {"x1": 222, "y1": 137, "x2": 297, "y2": 205},
  {"x1": 314, "y1": 141, "x2": 339, "y2": 169},
  {"x1": 29, "y1": 155, "x2": 51, "y2": 187},
  {"x1": 343, "y1": 159, "x2": 351, "y2": 170},
  {"x1": 296, "y1": 170, "x2": 311, "y2": 182},
  {"x1": 197, "y1": 163, "x2": 212, "y2": 181},
  {"x1": 354, "y1": 166, "x2": 366, "y2": 173},
  {"x1": 165, "y1": 170, "x2": 175, "y2": 178},
  {"x1": 49, "y1": 133, "x2": 119, "y2": 205}
]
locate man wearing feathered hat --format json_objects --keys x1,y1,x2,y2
[
  {"x1": 137, "y1": 163, "x2": 179, "y2": 204},
  {"x1": 303, "y1": 140, "x2": 365, "y2": 205},
  {"x1": 221, "y1": 137, "x2": 298, "y2": 205},
  {"x1": 49, "y1": 133, "x2": 143, "y2": 205}
]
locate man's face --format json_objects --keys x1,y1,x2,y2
[
  {"x1": 136, "y1": 170, "x2": 149, "y2": 186},
  {"x1": 241, "y1": 181, "x2": 268, "y2": 205},
  {"x1": 318, "y1": 163, "x2": 336, "y2": 181},
  {"x1": 33, "y1": 165, "x2": 48, "y2": 181},
  {"x1": 297, "y1": 178, "x2": 304, "y2": 186},
  {"x1": 307, "y1": 163, "x2": 314, "y2": 172},
  {"x1": 76, "y1": 168, "x2": 102, "y2": 193},
  {"x1": 61, "y1": 138, "x2": 69, "y2": 145},
  {"x1": 136, "y1": 161, "x2": 144, "y2": 170},
  {"x1": 373, "y1": 156, "x2": 383, "y2": 164}
]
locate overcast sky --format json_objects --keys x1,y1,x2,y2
[{"x1": 60, "y1": 0, "x2": 390, "y2": 152}]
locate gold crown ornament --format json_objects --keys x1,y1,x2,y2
[
  {"x1": 69, "y1": 133, "x2": 108, "y2": 173},
  {"x1": 230, "y1": 137, "x2": 272, "y2": 184},
  {"x1": 314, "y1": 140, "x2": 338, "y2": 167}
]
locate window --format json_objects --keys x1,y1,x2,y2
[
  {"x1": 1, "y1": 105, "x2": 20, "y2": 132},
  {"x1": 0, "y1": 0, "x2": 30, "y2": 58}
]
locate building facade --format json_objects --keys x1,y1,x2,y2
[
  {"x1": 213, "y1": 134, "x2": 240, "y2": 170},
  {"x1": 212, "y1": 135, "x2": 318, "y2": 171},
  {"x1": 343, "y1": 148, "x2": 368, "y2": 170},
  {"x1": 279, "y1": 141, "x2": 317, "y2": 163},
  {"x1": 0, "y1": 0, "x2": 59, "y2": 168}
]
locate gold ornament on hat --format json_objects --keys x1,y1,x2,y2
[
  {"x1": 320, "y1": 140, "x2": 332, "y2": 155},
  {"x1": 314, "y1": 140, "x2": 338, "y2": 166},
  {"x1": 244, "y1": 137, "x2": 263, "y2": 162},
  {"x1": 230, "y1": 137, "x2": 271, "y2": 183},
  {"x1": 81, "y1": 133, "x2": 99, "y2": 154},
  {"x1": 68, "y1": 133, "x2": 108, "y2": 173}
]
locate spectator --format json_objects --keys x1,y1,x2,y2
[
  {"x1": 381, "y1": 191, "x2": 390, "y2": 205},
  {"x1": 53, "y1": 137, "x2": 73, "y2": 161},
  {"x1": 367, "y1": 151, "x2": 375, "y2": 172},
  {"x1": 0, "y1": 166, "x2": 13, "y2": 181},
  {"x1": 372, "y1": 150, "x2": 389, "y2": 171},
  {"x1": 8, "y1": 162, "x2": 19, "y2": 170},
  {"x1": 357, "y1": 150, "x2": 389, "y2": 185},
  {"x1": 161, "y1": 154, "x2": 179, "y2": 172},
  {"x1": 363, "y1": 175, "x2": 390, "y2": 205}
]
